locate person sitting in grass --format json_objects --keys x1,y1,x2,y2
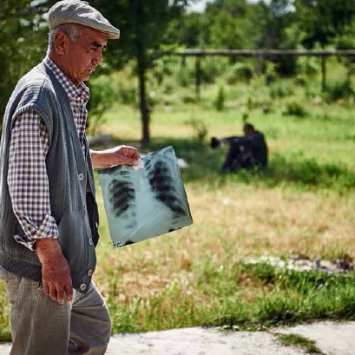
[{"x1": 211, "y1": 123, "x2": 268, "y2": 174}]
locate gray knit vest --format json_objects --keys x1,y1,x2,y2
[{"x1": 0, "y1": 61, "x2": 97, "y2": 293}]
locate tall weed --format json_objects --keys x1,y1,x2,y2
[
  {"x1": 283, "y1": 101, "x2": 308, "y2": 117},
  {"x1": 214, "y1": 86, "x2": 225, "y2": 111},
  {"x1": 269, "y1": 82, "x2": 294, "y2": 99},
  {"x1": 185, "y1": 119, "x2": 209, "y2": 142},
  {"x1": 226, "y1": 62, "x2": 254, "y2": 84},
  {"x1": 325, "y1": 79, "x2": 354, "y2": 102}
]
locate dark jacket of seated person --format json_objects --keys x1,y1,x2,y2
[{"x1": 219, "y1": 123, "x2": 268, "y2": 173}]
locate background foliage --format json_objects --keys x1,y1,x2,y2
[
  {"x1": 1, "y1": 0, "x2": 355, "y2": 337},
  {"x1": 2, "y1": 0, "x2": 355, "y2": 140}
]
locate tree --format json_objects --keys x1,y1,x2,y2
[
  {"x1": 252, "y1": 0, "x2": 297, "y2": 75},
  {"x1": 90, "y1": 0, "x2": 189, "y2": 147},
  {"x1": 294, "y1": 0, "x2": 355, "y2": 48},
  {"x1": 0, "y1": 0, "x2": 189, "y2": 145},
  {"x1": 0, "y1": 0, "x2": 48, "y2": 132},
  {"x1": 253, "y1": 0, "x2": 294, "y2": 48},
  {"x1": 178, "y1": 12, "x2": 207, "y2": 48},
  {"x1": 203, "y1": 0, "x2": 257, "y2": 49}
]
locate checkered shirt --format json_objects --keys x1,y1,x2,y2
[{"x1": 7, "y1": 57, "x2": 90, "y2": 250}]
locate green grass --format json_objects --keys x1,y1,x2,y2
[
  {"x1": 0, "y1": 283, "x2": 11, "y2": 342},
  {"x1": 94, "y1": 64, "x2": 355, "y2": 333},
  {"x1": 277, "y1": 334, "x2": 323, "y2": 354},
  {"x1": 103, "y1": 261, "x2": 355, "y2": 333},
  {"x1": 1, "y1": 60, "x2": 355, "y2": 338}
]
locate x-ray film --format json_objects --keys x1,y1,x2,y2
[{"x1": 98, "y1": 146, "x2": 193, "y2": 247}]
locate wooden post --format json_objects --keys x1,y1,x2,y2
[
  {"x1": 255, "y1": 52, "x2": 265, "y2": 76},
  {"x1": 195, "y1": 56, "x2": 201, "y2": 100},
  {"x1": 321, "y1": 56, "x2": 327, "y2": 92},
  {"x1": 181, "y1": 55, "x2": 186, "y2": 68}
]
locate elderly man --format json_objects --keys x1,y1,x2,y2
[{"x1": 0, "y1": 1, "x2": 139, "y2": 354}]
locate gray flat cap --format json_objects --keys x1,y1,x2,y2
[{"x1": 48, "y1": 0, "x2": 120, "y2": 39}]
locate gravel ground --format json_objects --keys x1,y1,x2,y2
[{"x1": 1, "y1": 321, "x2": 355, "y2": 354}]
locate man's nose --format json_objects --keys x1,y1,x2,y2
[{"x1": 92, "y1": 51, "x2": 103, "y2": 66}]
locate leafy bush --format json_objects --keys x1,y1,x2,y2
[
  {"x1": 214, "y1": 86, "x2": 225, "y2": 111},
  {"x1": 294, "y1": 74, "x2": 307, "y2": 86},
  {"x1": 151, "y1": 57, "x2": 175, "y2": 85},
  {"x1": 325, "y1": 79, "x2": 354, "y2": 102},
  {"x1": 264, "y1": 61, "x2": 277, "y2": 85},
  {"x1": 87, "y1": 75, "x2": 118, "y2": 134},
  {"x1": 283, "y1": 101, "x2": 308, "y2": 117},
  {"x1": 297, "y1": 56, "x2": 319, "y2": 76},
  {"x1": 266, "y1": 155, "x2": 355, "y2": 190},
  {"x1": 335, "y1": 34, "x2": 355, "y2": 51},
  {"x1": 176, "y1": 68, "x2": 191, "y2": 87},
  {"x1": 181, "y1": 94, "x2": 197, "y2": 104},
  {"x1": 162, "y1": 82, "x2": 174, "y2": 95},
  {"x1": 269, "y1": 82, "x2": 294, "y2": 99},
  {"x1": 226, "y1": 62, "x2": 254, "y2": 84},
  {"x1": 246, "y1": 96, "x2": 273, "y2": 111},
  {"x1": 200, "y1": 58, "x2": 225, "y2": 84},
  {"x1": 118, "y1": 86, "x2": 137, "y2": 105}
]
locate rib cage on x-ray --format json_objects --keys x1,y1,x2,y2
[{"x1": 98, "y1": 146, "x2": 193, "y2": 247}]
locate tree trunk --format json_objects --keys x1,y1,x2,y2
[
  {"x1": 138, "y1": 59, "x2": 150, "y2": 147},
  {"x1": 129, "y1": 0, "x2": 150, "y2": 147}
]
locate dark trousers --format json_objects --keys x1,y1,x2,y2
[{"x1": 221, "y1": 143, "x2": 254, "y2": 173}]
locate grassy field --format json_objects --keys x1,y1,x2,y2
[{"x1": 1, "y1": 61, "x2": 355, "y2": 339}]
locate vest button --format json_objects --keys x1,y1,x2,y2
[
  {"x1": 88, "y1": 269, "x2": 93, "y2": 276},
  {"x1": 79, "y1": 283, "x2": 87, "y2": 292},
  {"x1": 78, "y1": 173, "x2": 84, "y2": 180}
]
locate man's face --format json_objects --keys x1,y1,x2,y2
[
  {"x1": 243, "y1": 127, "x2": 253, "y2": 136},
  {"x1": 60, "y1": 26, "x2": 108, "y2": 86}
]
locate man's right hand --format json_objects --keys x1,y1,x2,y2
[
  {"x1": 210, "y1": 137, "x2": 221, "y2": 149},
  {"x1": 35, "y1": 239, "x2": 73, "y2": 304}
]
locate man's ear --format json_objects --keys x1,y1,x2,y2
[{"x1": 53, "y1": 31, "x2": 69, "y2": 55}]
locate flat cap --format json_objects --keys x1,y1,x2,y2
[{"x1": 47, "y1": 0, "x2": 120, "y2": 39}]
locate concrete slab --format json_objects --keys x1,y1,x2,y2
[
  {"x1": 2, "y1": 322, "x2": 355, "y2": 354},
  {"x1": 277, "y1": 321, "x2": 355, "y2": 355},
  {"x1": 106, "y1": 328, "x2": 304, "y2": 355},
  {"x1": 0, "y1": 327, "x2": 304, "y2": 355}
]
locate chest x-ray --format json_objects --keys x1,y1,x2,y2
[{"x1": 98, "y1": 146, "x2": 193, "y2": 247}]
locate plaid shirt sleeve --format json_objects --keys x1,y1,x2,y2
[{"x1": 7, "y1": 110, "x2": 59, "y2": 251}]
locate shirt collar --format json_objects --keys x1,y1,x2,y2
[{"x1": 44, "y1": 57, "x2": 90, "y2": 103}]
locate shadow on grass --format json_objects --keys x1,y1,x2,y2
[{"x1": 146, "y1": 137, "x2": 355, "y2": 191}]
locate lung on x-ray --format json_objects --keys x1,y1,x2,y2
[{"x1": 98, "y1": 146, "x2": 193, "y2": 247}]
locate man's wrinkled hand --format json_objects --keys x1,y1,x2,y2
[
  {"x1": 41, "y1": 256, "x2": 73, "y2": 304},
  {"x1": 35, "y1": 239, "x2": 73, "y2": 304},
  {"x1": 91, "y1": 145, "x2": 140, "y2": 169}
]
